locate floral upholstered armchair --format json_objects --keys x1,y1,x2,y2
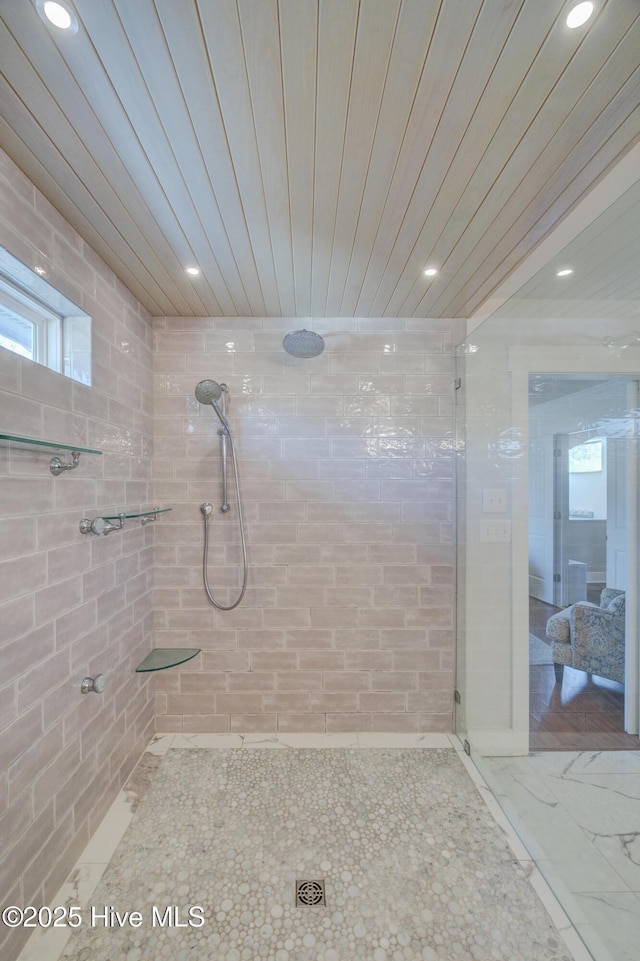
[{"x1": 545, "y1": 588, "x2": 625, "y2": 684}]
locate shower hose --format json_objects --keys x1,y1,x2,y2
[{"x1": 201, "y1": 430, "x2": 248, "y2": 611}]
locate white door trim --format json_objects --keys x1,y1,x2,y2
[{"x1": 510, "y1": 350, "x2": 640, "y2": 742}]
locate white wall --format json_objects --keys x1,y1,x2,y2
[
  {"x1": 455, "y1": 336, "x2": 527, "y2": 754},
  {"x1": 569, "y1": 468, "x2": 607, "y2": 520}
]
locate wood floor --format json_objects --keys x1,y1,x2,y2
[{"x1": 529, "y1": 596, "x2": 640, "y2": 751}]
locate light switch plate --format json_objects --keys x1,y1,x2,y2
[
  {"x1": 482, "y1": 488, "x2": 507, "y2": 513},
  {"x1": 480, "y1": 519, "x2": 511, "y2": 543}
]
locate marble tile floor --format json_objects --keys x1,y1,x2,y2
[
  {"x1": 17, "y1": 734, "x2": 592, "y2": 961},
  {"x1": 480, "y1": 750, "x2": 640, "y2": 961}
]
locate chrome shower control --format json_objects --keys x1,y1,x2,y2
[
  {"x1": 200, "y1": 502, "x2": 213, "y2": 516},
  {"x1": 79, "y1": 515, "x2": 124, "y2": 535},
  {"x1": 81, "y1": 674, "x2": 105, "y2": 694}
]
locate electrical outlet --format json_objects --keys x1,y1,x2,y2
[
  {"x1": 482, "y1": 488, "x2": 507, "y2": 512},
  {"x1": 480, "y1": 519, "x2": 511, "y2": 543}
]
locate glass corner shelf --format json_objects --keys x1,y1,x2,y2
[
  {"x1": 0, "y1": 432, "x2": 102, "y2": 475},
  {"x1": 136, "y1": 648, "x2": 200, "y2": 673}
]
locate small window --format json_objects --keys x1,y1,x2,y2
[
  {"x1": 0, "y1": 246, "x2": 91, "y2": 385},
  {"x1": 0, "y1": 275, "x2": 62, "y2": 368},
  {"x1": 0, "y1": 301, "x2": 35, "y2": 358}
]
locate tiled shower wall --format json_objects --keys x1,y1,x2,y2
[
  {"x1": 153, "y1": 316, "x2": 462, "y2": 734},
  {"x1": 0, "y1": 148, "x2": 154, "y2": 961}
]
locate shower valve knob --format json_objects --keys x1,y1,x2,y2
[{"x1": 81, "y1": 674, "x2": 106, "y2": 695}]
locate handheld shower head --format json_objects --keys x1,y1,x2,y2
[
  {"x1": 195, "y1": 379, "x2": 230, "y2": 432},
  {"x1": 195, "y1": 379, "x2": 223, "y2": 405}
]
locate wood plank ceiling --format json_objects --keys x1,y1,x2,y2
[
  {"x1": 490, "y1": 176, "x2": 640, "y2": 321},
  {"x1": 0, "y1": 0, "x2": 639, "y2": 318}
]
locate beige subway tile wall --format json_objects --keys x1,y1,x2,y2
[
  {"x1": 0, "y1": 139, "x2": 461, "y2": 961},
  {"x1": 153, "y1": 316, "x2": 461, "y2": 734},
  {"x1": 0, "y1": 148, "x2": 154, "y2": 961}
]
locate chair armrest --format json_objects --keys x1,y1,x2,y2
[
  {"x1": 571, "y1": 603, "x2": 624, "y2": 655},
  {"x1": 601, "y1": 588, "x2": 624, "y2": 609},
  {"x1": 546, "y1": 610, "x2": 570, "y2": 642},
  {"x1": 571, "y1": 603, "x2": 615, "y2": 628}
]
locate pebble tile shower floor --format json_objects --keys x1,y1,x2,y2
[{"x1": 53, "y1": 747, "x2": 575, "y2": 961}]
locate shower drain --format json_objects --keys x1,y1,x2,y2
[{"x1": 296, "y1": 879, "x2": 325, "y2": 906}]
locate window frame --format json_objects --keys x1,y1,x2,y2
[
  {"x1": 0, "y1": 275, "x2": 63, "y2": 370},
  {"x1": 0, "y1": 246, "x2": 91, "y2": 385}
]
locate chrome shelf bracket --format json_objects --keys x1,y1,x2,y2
[
  {"x1": 50, "y1": 450, "x2": 81, "y2": 475},
  {"x1": 79, "y1": 507, "x2": 171, "y2": 536},
  {"x1": 79, "y1": 514, "x2": 125, "y2": 536}
]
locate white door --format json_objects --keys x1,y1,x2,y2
[
  {"x1": 553, "y1": 434, "x2": 572, "y2": 607},
  {"x1": 606, "y1": 438, "x2": 628, "y2": 590},
  {"x1": 606, "y1": 432, "x2": 639, "y2": 734},
  {"x1": 529, "y1": 435, "x2": 555, "y2": 602}
]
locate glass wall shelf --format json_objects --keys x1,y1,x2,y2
[
  {"x1": 79, "y1": 508, "x2": 171, "y2": 536},
  {"x1": 0, "y1": 432, "x2": 102, "y2": 475},
  {"x1": 135, "y1": 648, "x2": 200, "y2": 673},
  {"x1": 0, "y1": 432, "x2": 102, "y2": 455},
  {"x1": 103, "y1": 508, "x2": 172, "y2": 521}
]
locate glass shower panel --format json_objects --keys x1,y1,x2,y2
[
  {"x1": 456, "y1": 324, "x2": 640, "y2": 749},
  {"x1": 453, "y1": 345, "x2": 467, "y2": 743},
  {"x1": 454, "y1": 321, "x2": 521, "y2": 752}
]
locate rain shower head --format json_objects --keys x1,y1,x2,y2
[
  {"x1": 282, "y1": 329, "x2": 325, "y2": 358},
  {"x1": 195, "y1": 379, "x2": 223, "y2": 405}
]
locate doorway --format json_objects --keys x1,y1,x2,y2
[{"x1": 528, "y1": 375, "x2": 640, "y2": 750}]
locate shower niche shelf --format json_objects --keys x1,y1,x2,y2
[
  {"x1": 0, "y1": 432, "x2": 102, "y2": 475},
  {"x1": 79, "y1": 507, "x2": 171, "y2": 536},
  {"x1": 135, "y1": 648, "x2": 200, "y2": 673}
]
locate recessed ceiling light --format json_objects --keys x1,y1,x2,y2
[
  {"x1": 423, "y1": 267, "x2": 438, "y2": 277},
  {"x1": 35, "y1": 1, "x2": 78, "y2": 33},
  {"x1": 556, "y1": 268, "x2": 574, "y2": 277},
  {"x1": 566, "y1": 2, "x2": 594, "y2": 29},
  {"x1": 185, "y1": 266, "x2": 200, "y2": 276}
]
